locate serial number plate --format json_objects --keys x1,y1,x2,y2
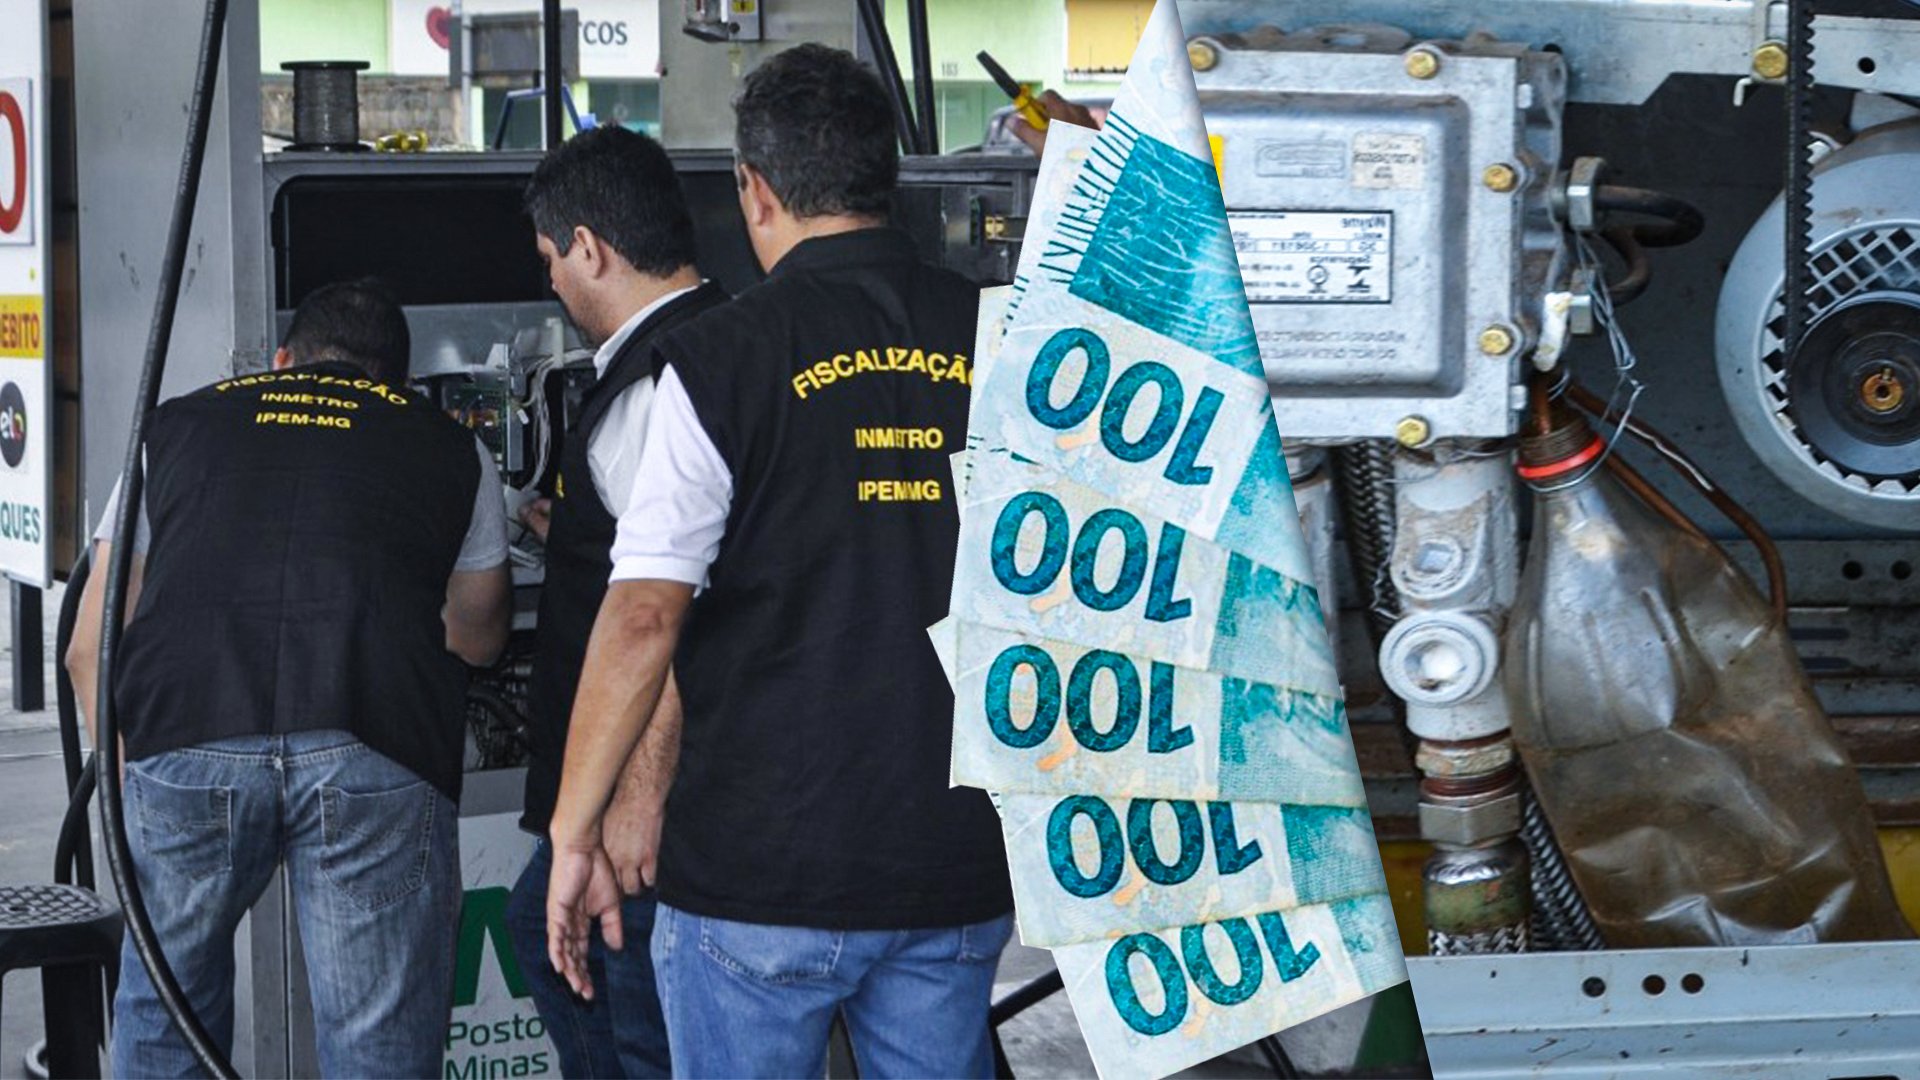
[{"x1": 1229, "y1": 210, "x2": 1392, "y2": 305}]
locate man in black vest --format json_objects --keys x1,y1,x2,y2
[
  {"x1": 504, "y1": 126, "x2": 726, "y2": 1079},
  {"x1": 545, "y1": 45, "x2": 1014, "y2": 1078},
  {"x1": 66, "y1": 280, "x2": 511, "y2": 1077}
]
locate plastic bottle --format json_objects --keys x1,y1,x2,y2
[{"x1": 1504, "y1": 405, "x2": 1910, "y2": 948}]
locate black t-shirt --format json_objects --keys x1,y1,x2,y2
[{"x1": 650, "y1": 229, "x2": 1014, "y2": 930}]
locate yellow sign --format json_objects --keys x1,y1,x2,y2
[
  {"x1": 0, "y1": 295, "x2": 41, "y2": 359},
  {"x1": 1208, "y1": 134, "x2": 1225, "y2": 185}
]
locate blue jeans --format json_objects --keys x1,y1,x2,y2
[
  {"x1": 652, "y1": 903, "x2": 1014, "y2": 1079},
  {"x1": 504, "y1": 838, "x2": 671, "y2": 1078},
  {"x1": 110, "y1": 731, "x2": 459, "y2": 1079}
]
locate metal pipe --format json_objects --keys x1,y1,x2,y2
[
  {"x1": 543, "y1": 0, "x2": 564, "y2": 148},
  {"x1": 94, "y1": 0, "x2": 238, "y2": 1073},
  {"x1": 905, "y1": 0, "x2": 938, "y2": 153}
]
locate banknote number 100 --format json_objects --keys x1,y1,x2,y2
[{"x1": 1027, "y1": 327, "x2": 1223, "y2": 485}]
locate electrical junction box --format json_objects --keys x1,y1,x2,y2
[{"x1": 1194, "y1": 26, "x2": 1568, "y2": 441}]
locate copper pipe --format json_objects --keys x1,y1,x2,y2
[
  {"x1": 1604, "y1": 453, "x2": 1709, "y2": 541},
  {"x1": 1567, "y1": 383, "x2": 1790, "y2": 622},
  {"x1": 1528, "y1": 372, "x2": 1556, "y2": 437}
]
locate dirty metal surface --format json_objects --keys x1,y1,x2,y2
[{"x1": 1410, "y1": 940, "x2": 1920, "y2": 1076}]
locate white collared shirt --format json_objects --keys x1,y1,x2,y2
[
  {"x1": 607, "y1": 364, "x2": 732, "y2": 588},
  {"x1": 584, "y1": 282, "x2": 707, "y2": 508}
]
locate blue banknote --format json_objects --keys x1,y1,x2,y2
[
  {"x1": 937, "y1": 619, "x2": 1364, "y2": 806},
  {"x1": 949, "y1": 451, "x2": 1338, "y2": 698},
  {"x1": 1051, "y1": 893, "x2": 1407, "y2": 1079},
  {"x1": 999, "y1": 794, "x2": 1387, "y2": 947}
]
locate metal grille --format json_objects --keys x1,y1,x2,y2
[
  {"x1": 1762, "y1": 223, "x2": 1920, "y2": 494},
  {"x1": 0, "y1": 884, "x2": 114, "y2": 929},
  {"x1": 1428, "y1": 922, "x2": 1531, "y2": 956}
]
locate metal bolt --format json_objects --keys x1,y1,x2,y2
[
  {"x1": 1862, "y1": 367, "x2": 1907, "y2": 413},
  {"x1": 1479, "y1": 325, "x2": 1516, "y2": 356},
  {"x1": 1187, "y1": 39, "x2": 1220, "y2": 73},
  {"x1": 1482, "y1": 163, "x2": 1519, "y2": 193},
  {"x1": 1404, "y1": 47, "x2": 1441, "y2": 79},
  {"x1": 1395, "y1": 415, "x2": 1432, "y2": 448},
  {"x1": 1753, "y1": 41, "x2": 1789, "y2": 80}
]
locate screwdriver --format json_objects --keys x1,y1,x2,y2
[{"x1": 977, "y1": 50, "x2": 1048, "y2": 131}]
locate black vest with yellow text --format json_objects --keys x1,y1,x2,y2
[
  {"x1": 522, "y1": 281, "x2": 729, "y2": 832},
  {"x1": 651, "y1": 229, "x2": 1013, "y2": 929},
  {"x1": 113, "y1": 362, "x2": 481, "y2": 800}
]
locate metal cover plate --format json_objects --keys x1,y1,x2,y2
[{"x1": 1410, "y1": 941, "x2": 1920, "y2": 1076}]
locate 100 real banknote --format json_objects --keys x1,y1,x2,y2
[
  {"x1": 949, "y1": 450, "x2": 1338, "y2": 698},
  {"x1": 940, "y1": 619, "x2": 1364, "y2": 807},
  {"x1": 998, "y1": 793, "x2": 1386, "y2": 947},
  {"x1": 1052, "y1": 893, "x2": 1406, "y2": 1080}
]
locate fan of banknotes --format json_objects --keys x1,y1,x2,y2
[{"x1": 928, "y1": 3, "x2": 1408, "y2": 1077}]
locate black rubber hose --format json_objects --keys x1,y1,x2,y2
[
  {"x1": 54, "y1": 757, "x2": 97, "y2": 888},
  {"x1": 1590, "y1": 184, "x2": 1705, "y2": 248},
  {"x1": 54, "y1": 548, "x2": 94, "y2": 890},
  {"x1": 56, "y1": 550, "x2": 89, "y2": 796},
  {"x1": 854, "y1": 0, "x2": 922, "y2": 156},
  {"x1": 93, "y1": 0, "x2": 239, "y2": 1074}
]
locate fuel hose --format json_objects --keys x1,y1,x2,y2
[{"x1": 92, "y1": 0, "x2": 239, "y2": 1074}]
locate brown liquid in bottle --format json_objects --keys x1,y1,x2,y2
[{"x1": 1506, "y1": 422, "x2": 1910, "y2": 948}]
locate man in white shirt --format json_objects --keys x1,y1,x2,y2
[
  {"x1": 505, "y1": 125, "x2": 726, "y2": 1079},
  {"x1": 545, "y1": 46, "x2": 1013, "y2": 1078}
]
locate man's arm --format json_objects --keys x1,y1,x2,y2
[
  {"x1": 447, "y1": 441, "x2": 513, "y2": 666},
  {"x1": 546, "y1": 577, "x2": 693, "y2": 995},
  {"x1": 547, "y1": 364, "x2": 729, "y2": 997},
  {"x1": 603, "y1": 668, "x2": 683, "y2": 896},
  {"x1": 66, "y1": 540, "x2": 145, "y2": 747},
  {"x1": 445, "y1": 565, "x2": 511, "y2": 666}
]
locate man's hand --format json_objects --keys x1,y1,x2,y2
[
  {"x1": 1010, "y1": 91, "x2": 1100, "y2": 155},
  {"x1": 603, "y1": 780, "x2": 666, "y2": 896},
  {"x1": 546, "y1": 835, "x2": 626, "y2": 1000},
  {"x1": 521, "y1": 498, "x2": 553, "y2": 543}
]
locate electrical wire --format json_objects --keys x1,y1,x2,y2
[
  {"x1": 1527, "y1": 234, "x2": 1645, "y2": 494},
  {"x1": 1566, "y1": 382, "x2": 1791, "y2": 622},
  {"x1": 93, "y1": 0, "x2": 239, "y2": 1074}
]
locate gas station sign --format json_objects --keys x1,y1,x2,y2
[
  {"x1": 391, "y1": 0, "x2": 663, "y2": 80},
  {"x1": 0, "y1": 3, "x2": 51, "y2": 587}
]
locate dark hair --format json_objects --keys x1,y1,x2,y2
[
  {"x1": 524, "y1": 126, "x2": 698, "y2": 275},
  {"x1": 281, "y1": 279, "x2": 411, "y2": 384},
  {"x1": 734, "y1": 43, "x2": 897, "y2": 219}
]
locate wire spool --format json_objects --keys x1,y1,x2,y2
[{"x1": 282, "y1": 60, "x2": 371, "y2": 151}]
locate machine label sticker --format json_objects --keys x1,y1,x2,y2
[
  {"x1": 1228, "y1": 211, "x2": 1391, "y2": 304},
  {"x1": 1254, "y1": 140, "x2": 1347, "y2": 180},
  {"x1": 1350, "y1": 132, "x2": 1425, "y2": 190}
]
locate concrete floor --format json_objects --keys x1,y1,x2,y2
[{"x1": 0, "y1": 581, "x2": 1384, "y2": 1079}]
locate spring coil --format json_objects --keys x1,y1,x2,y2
[
  {"x1": 1331, "y1": 441, "x2": 1402, "y2": 638},
  {"x1": 283, "y1": 60, "x2": 370, "y2": 150}
]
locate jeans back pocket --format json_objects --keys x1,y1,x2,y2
[
  {"x1": 130, "y1": 766, "x2": 233, "y2": 883},
  {"x1": 319, "y1": 780, "x2": 438, "y2": 913},
  {"x1": 698, "y1": 916, "x2": 843, "y2": 985}
]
